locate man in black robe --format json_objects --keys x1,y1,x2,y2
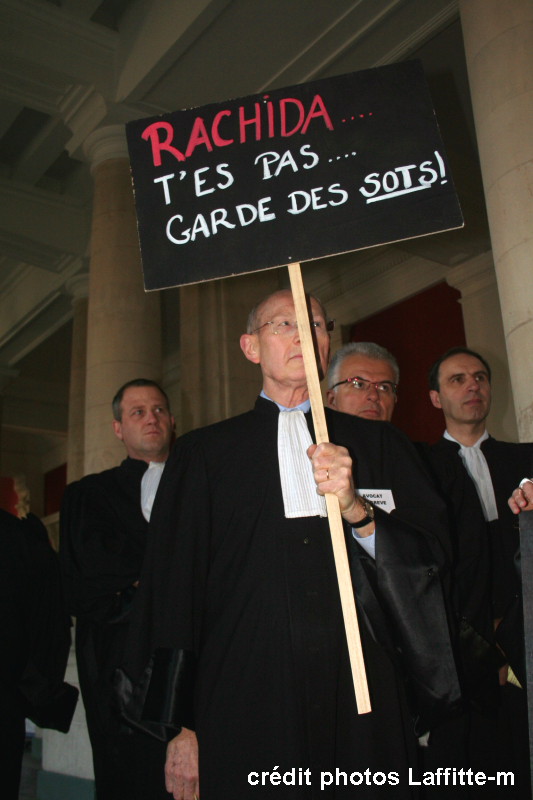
[
  {"x1": 118, "y1": 291, "x2": 460, "y2": 800},
  {"x1": 425, "y1": 347, "x2": 533, "y2": 797},
  {"x1": 0, "y1": 507, "x2": 78, "y2": 800},
  {"x1": 59, "y1": 379, "x2": 175, "y2": 800},
  {"x1": 326, "y1": 341, "x2": 399, "y2": 422}
]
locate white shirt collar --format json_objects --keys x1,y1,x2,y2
[{"x1": 443, "y1": 429, "x2": 490, "y2": 448}]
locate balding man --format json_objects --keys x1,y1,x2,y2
[
  {"x1": 118, "y1": 291, "x2": 459, "y2": 800},
  {"x1": 326, "y1": 342, "x2": 398, "y2": 421}
]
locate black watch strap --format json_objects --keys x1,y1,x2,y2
[{"x1": 352, "y1": 497, "x2": 375, "y2": 529}]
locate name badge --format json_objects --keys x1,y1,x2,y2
[{"x1": 359, "y1": 489, "x2": 395, "y2": 513}]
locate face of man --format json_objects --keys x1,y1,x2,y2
[
  {"x1": 327, "y1": 354, "x2": 397, "y2": 421},
  {"x1": 112, "y1": 385, "x2": 174, "y2": 463},
  {"x1": 429, "y1": 353, "x2": 491, "y2": 430},
  {"x1": 240, "y1": 290, "x2": 330, "y2": 402}
]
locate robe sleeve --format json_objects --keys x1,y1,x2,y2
[
  {"x1": 18, "y1": 514, "x2": 79, "y2": 732},
  {"x1": 59, "y1": 479, "x2": 143, "y2": 624},
  {"x1": 343, "y1": 421, "x2": 461, "y2": 734}
]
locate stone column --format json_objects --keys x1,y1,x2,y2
[
  {"x1": 460, "y1": 0, "x2": 533, "y2": 440},
  {"x1": 446, "y1": 253, "x2": 518, "y2": 442},
  {"x1": 65, "y1": 275, "x2": 89, "y2": 483},
  {"x1": 83, "y1": 125, "x2": 162, "y2": 474}
]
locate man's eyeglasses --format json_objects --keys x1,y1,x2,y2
[
  {"x1": 331, "y1": 376, "x2": 398, "y2": 396},
  {"x1": 252, "y1": 319, "x2": 335, "y2": 336}
]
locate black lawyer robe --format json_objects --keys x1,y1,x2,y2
[
  {"x1": 59, "y1": 457, "x2": 170, "y2": 800},
  {"x1": 0, "y1": 508, "x2": 78, "y2": 800},
  {"x1": 119, "y1": 399, "x2": 460, "y2": 799},
  {"x1": 429, "y1": 435, "x2": 533, "y2": 670},
  {"x1": 421, "y1": 436, "x2": 533, "y2": 799}
]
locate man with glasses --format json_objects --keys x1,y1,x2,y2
[
  {"x1": 118, "y1": 290, "x2": 459, "y2": 800},
  {"x1": 326, "y1": 342, "x2": 399, "y2": 421}
]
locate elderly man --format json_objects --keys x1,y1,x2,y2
[
  {"x1": 326, "y1": 342, "x2": 398, "y2": 421},
  {"x1": 60, "y1": 379, "x2": 174, "y2": 800},
  {"x1": 424, "y1": 348, "x2": 533, "y2": 798},
  {"x1": 119, "y1": 291, "x2": 458, "y2": 800}
]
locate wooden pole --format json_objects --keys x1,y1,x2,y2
[{"x1": 288, "y1": 261, "x2": 371, "y2": 714}]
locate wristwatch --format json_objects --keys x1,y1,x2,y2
[{"x1": 352, "y1": 496, "x2": 375, "y2": 529}]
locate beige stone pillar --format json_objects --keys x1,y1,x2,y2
[
  {"x1": 460, "y1": 0, "x2": 533, "y2": 440},
  {"x1": 179, "y1": 269, "x2": 282, "y2": 432},
  {"x1": 65, "y1": 275, "x2": 89, "y2": 483},
  {"x1": 83, "y1": 125, "x2": 162, "y2": 474},
  {"x1": 447, "y1": 253, "x2": 518, "y2": 442}
]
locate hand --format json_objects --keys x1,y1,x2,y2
[
  {"x1": 508, "y1": 479, "x2": 533, "y2": 514},
  {"x1": 498, "y1": 664, "x2": 509, "y2": 686},
  {"x1": 165, "y1": 727, "x2": 199, "y2": 800},
  {"x1": 307, "y1": 442, "x2": 373, "y2": 533}
]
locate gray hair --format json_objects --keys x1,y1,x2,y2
[{"x1": 327, "y1": 342, "x2": 400, "y2": 388}]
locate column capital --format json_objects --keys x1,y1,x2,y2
[
  {"x1": 65, "y1": 273, "x2": 90, "y2": 303},
  {"x1": 60, "y1": 86, "x2": 108, "y2": 158},
  {"x1": 445, "y1": 251, "x2": 496, "y2": 299},
  {"x1": 83, "y1": 124, "x2": 129, "y2": 172}
]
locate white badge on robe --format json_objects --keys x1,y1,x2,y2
[{"x1": 278, "y1": 409, "x2": 327, "y2": 518}]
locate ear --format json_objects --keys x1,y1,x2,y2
[
  {"x1": 112, "y1": 419, "x2": 124, "y2": 441},
  {"x1": 429, "y1": 390, "x2": 442, "y2": 410},
  {"x1": 326, "y1": 389, "x2": 336, "y2": 408},
  {"x1": 240, "y1": 333, "x2": 261, "y2": 364}
]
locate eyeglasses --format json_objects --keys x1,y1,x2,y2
[
  {"x1": 331, "y1": 376, "x2": 398, "y2": 395},
  {"x1": 252, "y1": 319, "x2": 335, "y2": 336}
]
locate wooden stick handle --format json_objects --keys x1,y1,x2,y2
[{"x1": 288, "y1": 262, "x2": 371, "y2": 714}]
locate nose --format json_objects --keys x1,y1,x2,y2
[
  {"x1": 365, "y1": 383, "x2": 380, "y2": 400},
  {"x1": 465, "y1": 376, "x2": 480, "y2": 392}
]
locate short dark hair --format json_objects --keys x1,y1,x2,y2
[
  {"x1": 428, "y1": 347, "x2": 492, "y2": 392},
  {"x1": 112, "y1": 378, "x2": 170, "y2": 421}
]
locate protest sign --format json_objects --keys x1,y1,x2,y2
[
  {"x1": 127, "y1": 59, "x2": 463, "y2": 290},
  {"x1": 126, "y1": 59, "x2": 463, "y2": 714}
]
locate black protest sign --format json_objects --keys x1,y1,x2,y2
[{"x1": 126, "y1": 60, "x2": 463, "y2": 291}]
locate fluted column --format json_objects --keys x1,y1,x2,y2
[
  {"x1": 83, "y1": 125, "x2": 162, "y2": 474},
  {"x1": 65, "y1": 274, "x2": 89, "y2": 483},
  {"x1": 460, "y1": 0, "x2": 533, "y2": 440}
]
